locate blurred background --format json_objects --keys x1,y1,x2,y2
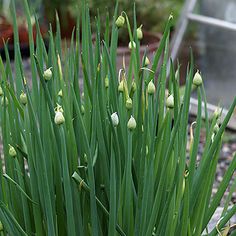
[{"x1": 0, "y1": 0, "x2": 236, "y2": 110}]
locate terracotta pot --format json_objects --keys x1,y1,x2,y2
[
  {"x1": 0, "y1": 16, "x2": 13, "y2": 48},
  {"x1": 116, "y1": 31, "x2": 162, "y2": 69}
]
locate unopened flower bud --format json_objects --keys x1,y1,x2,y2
[
  {"x1": 144, "y1": 57, "x2": 150, "y2": 66},
  {"x1": 43, "y1": 67, "x2": 52, "y2": 81},
  {"x1": 193, "y1": 71, "x2": 202, "y2": 86},
  {"x1": 0, "y1": 221, "x2": 3, "y2": 231},
  {"x1": 166, "y1": 94, "x2": 174, "y2": 109},
  {"x1": 20, "y1": 92, "x2": 27, "y2": 105},
  {"x1": 105, "y1": 76, "x2": 109, "y2": 88},
  {"x1": 115, "y1": 15, "x2": 125, "y2": 28},
  {"x1": 126, "y1": 97, "x2": 133, "y2": 110},
  {"x1": 118, "y1": 80, "x2": 124, "y2": 92},
  {"x1": 58, "y1": 89, "x2": 63, "y2": 97},
  {"x1": 0, "y1": 86, "x2": 3, "y2": 96},
  {"x1": 137, "y1": 25, "x2": 143, "y2": 40},
  {"x1": 1, "y1": 96, "x2": 8, "y2": 106},
  {"x1": 54, "y1": 111, "x2": 65, "y2": 125},
  {"x1": 213, "y1": 124, "x2": 220, "y2": 133},
  {"x1": 148, "y1": 80, "x2": 155, "y2": 95},
  {"x1": 128, "y1": 41, "x2": 136, "y2": 50},
  {"x1": 127, "y1": 115, "x2": 136, "y2": 130},
  {"x1": 131, "y1": 81, "x2": 137, "y2": 93},
  {"x1": 213, "y1": 107, "x2": 221, "y2": 120},
  {"x1": 9, "y1": 144, "x2": 17, "y2": 157},
  {"x1": 111, "y1": 112, "x2": 119, "y2": 127}
]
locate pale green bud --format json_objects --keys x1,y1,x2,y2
[
  {"x1": 1, "y1": 96, "x2": 8, "y2": 106},
  {"x1": 128, "y1": 41, "x2": 136, "y2": 50},
  {"x1": 9, "y1": 144, "x2": 17, "y2": 157},
  {"x1": 118, "y1": 80, "x2": 124, "y2": 92},
  {"x1": 166, "y1": 94, "x2": 174, "y2": 109},
  {"x1": 20, "y1": 92, "x2": 27, "y2": 105},
  {"x1": 144, "y1": 57, "x2": 150, "y2": 66},
  {"x1": 111, "y1": 112, "x2": 119, "y2": 127},
  {"x1": 105, "y1": 76, "x2": 109, "y2": 88},
  {"x1": 43, "y1": 67, "x2": 52, "y2": 81},
  {"x1": 193, "y1": 71, "x2": 202, "y2": 86},
  {"x1": 54, "y1": 111, "x2": 65, "y2": 125},
  {"x1": 213, "y1": 107, "x2": 221, "y2": 120},
  {"x1": 127, "y1": 115, "x2": 136, "y2": 130},
  {"x1": 115, "y1": 15, "x2": 125, "y2": 28},
  {"x1": 137, "y1": 25, "x2": 143, "y2": 40},
  {"x1": 58, "y1": 89, "x2": 63, "y2": 97},
  {"x1": 148, "y1": 80, "x2": 155, "y2": 95},
  {"x1": 213, "y1": 124, "x2": 220, "y2": 133},
  {"x1": 0, "y1": 221, "x2": 3, "y2": 231},
  {"x1": 126, "y1": 97, "x2": 133, "y2": 110}
]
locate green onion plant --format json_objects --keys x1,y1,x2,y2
[{"x1": 0, "y1": 1, "x2": 236, "y2": 235}]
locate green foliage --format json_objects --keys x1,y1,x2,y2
[{"x1": 0, "y1": 1, "x2": 236, "y2": 235}]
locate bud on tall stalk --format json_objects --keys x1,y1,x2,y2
[
  {"x1": 166, "y1": 94, "x2": 174, "y2": 109},
  {"x1": 127, "y1": 115, "x2": 136, "y2": 130},
  {"x1": 126, "y1": 97, "x2": 133, "y2": 110},
  {"x1": 1, "y1": 96, "x2": 8, "y2": 106},
  {"x1": 8, "y1": 145, "x2": 17, "y2": 157},
  {"x1": 128, "y1": 41, "x2": 136, "y2": 50},
  {"x1": 20, "y1": 92, "x2": 27, "y2": 105},
  {"x1": 111, "y1": 112, "x2": 119, "y2": 127},
  {"x1": 148, "y1": 80, "x2": 155, "y2": 95},
  {"x1": 193, "y1": 70, "x2": 203, "y2": 86},
  {"x1": 54, "y1": 104, "x2": 65, "y2": 125},
  {"x1": 115, "y1": 15, "x2": 125, "y2": 28},
  {"x1": 137, "y1": 25, "x2": 143, "y2": 40},
  {"x1": 43, "y1": 67, "x2": 52, "y2": 81}
]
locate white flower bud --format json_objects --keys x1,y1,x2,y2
[
  {"x1": 148, "y1": 80, "x2": 155, "y2": 95},
  {"x1": 126, "y1": 97, "x2": 133, "y2": 110},
  {"x1": 128, "y1": 41, "x2": 136, "y2": 50},
  {"x1": 166, "y1": 94, "x2": 174, "y2": 109},
  {"x1": 127, "y1": 115, "x2": 136, "y2": 130},
  {"x1": 137, "y1": 25, "x2": 143, "y2": 40},
  {"x1": 193, "y1": 71, "x2": 202, "y2": 86},
  {"x1": 20, "y1": 92, "x2": 27, "y2": 105},
  {"x1": 9, "y1": 144, "x2": 17, "y2": 157},
  {"x1": 54, "y1": 111, "x2": 65, "y2": 125},
  {"x1": 43, "y1": 68, "x2": 52, "y2": 81},
  {"x1": 0, "y1": 86, "x2": 3, "y2": 96},
  {"x1": 115, "y1": 15, "x2": 125, "y2": 28},
  {"x1": 111, "y1": 112, "x2": 119, "y2": 127}
]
